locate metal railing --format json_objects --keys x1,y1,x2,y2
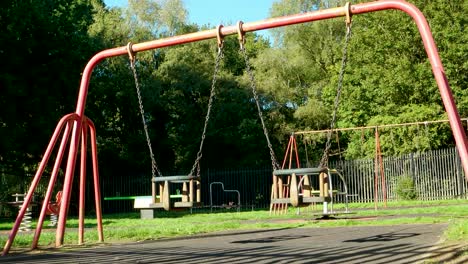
[
  {"x1": 209, "y1": 182, "x2": 241, "y2": 213},
  {"x1": 2, "y1": 147, "x2": 465, "y2": 217},
  {"x1": 97, "y1": 147, "x2": 466, "y2": 213}
]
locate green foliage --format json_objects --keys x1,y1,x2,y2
[
  {"x1": 1, "y1": 0, "x2": 466, "y2": 203},
  {"x1": 0, "y1": 0, "x2": 101, "y2": 195},
  {"x1": 337, "y1": 0, "x2": 467, "y2": 159},
  {"x1": 263, "y1": 0, "x2": 467, "y2": 162},
  {"x1": 127, "y1": 0, "x2": 187, "y2": 38},
  {"x1": 395, "y1": 175, "x2": 418, "y2": 201}
]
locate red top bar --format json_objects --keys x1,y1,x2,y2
[{"x1": 75, "y1": 0, "x2": 468, "y2": 179}]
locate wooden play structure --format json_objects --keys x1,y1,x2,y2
[
  {"x1": 270, "y1": 135, "x2": 351, "y2": 215},
  {"x1": 3, "y1": 0, "x2": 468, "y2": 256},
  {"x1": 126, "y1": 37, "x2": 215, "y2": 214},
  {"x1": 133, "y1": 175, "x2": 202, "y2": 215},
  {"x1": 271, "y1": 167, "x2": 351, "y2": 214},
  {"x1": 129, "y1": 21, "x2": 279, "y2": 215},
  {"x1": 270, "y1": 12, "x2": 352, "y2": 215}
]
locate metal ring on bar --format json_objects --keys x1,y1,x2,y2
[
  {"x1": 216, "y1": 24, "x2": 224, "y2": 49},
  {"x1": 237, "y1": 21, "x2": 246, "y2": 49},
  {"x1": 127, "y1": 42, "x2": 136, "y2": 63},
  {"x1": 344, "y1": 2, "x2": 352, "y2": 26}
]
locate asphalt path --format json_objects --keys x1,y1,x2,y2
[{"x1": 1, "y1": 223, "x2": 449, "y2": 263}]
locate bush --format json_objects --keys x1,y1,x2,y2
[{"x1": 395, "y1": 175, "x2": 418, "y2": 200}]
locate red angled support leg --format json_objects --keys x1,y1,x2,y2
[
  {"x1": 31, "y1": 119, "x2": 74, "y2": 249},
  {"x1": 55, "y1": 117, "x2": 103, "y2": 247},
  {"x1": 87, "y1": 119, "x2": 104, "y2": 242},
  {"x1": 2, "y1": 114, "x2": 79, "y2": 255},
  {"x1": 78, "y1": 120, "x2": 88, "y2": 245},
  {"x1": 55, "y1": 120, "x2": 82, "y2": 247},
  {"x1": 2, "y1": 114, "x2": 103, "y2": 255}
]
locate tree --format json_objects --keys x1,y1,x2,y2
[
  {"x1": 0, "y1": 0, "x2": 102, "y2": 199},
  {"x1": 153, "y1": 34, "x2": 275, "y2": 171},
  {"x1": 252, "y1": 0, "x2": 467, "y2": 161},
  {"x1": 126, "y1": 0, "x2": 187, "y2": 38},
  {"x1": 339, "y1": 0, "x2": 467, "y2": 158},
  {"x1": 251, "y1": 0, "x2": 351, "y2": 163}
]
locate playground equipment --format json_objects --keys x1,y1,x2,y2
[
  {"x1": 272, "y1": 167, "x2": 351, "y2": 215},
  {"x1": 297, "y1": 117, "x2": 468, "y2": 209},
  {"x1": 210, "y1": 182, "x2": 241, "y2": 213},
  {"x1": 45, "y1": 191, "x2": 62, "y2": 227},
  {"x1": 3, "y1": 0, "x2": 468, "y2": 255},
  {"x1": 270, "y1": 6, "x2": 352, "y2": 215},
  {"x1": 7, "y1": 194, "x2": 35, "y2": 232},
  {"x1": 127, "y1": 31, "x2": 224, "y2": 212},
  {"x1": 270, "y1": 135, "x2": 351, "y2": 215}
]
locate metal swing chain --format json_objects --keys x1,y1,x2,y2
[
  {"x1": 319, "y1": 22, "x2": 352, "y2": 168},
  {"x1": 238, "y1": 29, "x2": 281, "y2": 171},
  {"x1": 128, "y1": 43, "x2": 163, "y2": 178},
  {"x1": 189, "y1": 41, "x2": 224, "y2": 177}
]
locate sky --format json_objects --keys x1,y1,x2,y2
[{"x1": 104, "y1": 0, "x2": 277, "y2": 38}]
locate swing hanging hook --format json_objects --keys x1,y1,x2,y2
[
  {"x1": 237, "y1": 21, "x2": 246, "y2": 50},
  {"x1": 344, "y1": 2, "x2": 352, "y2": 30},
  {"x1": 216, "y1": 24, "x2": 224, "y2": 52},
  {"x1": 127, "y1": 42, "x2": 136, "y2": 64}
]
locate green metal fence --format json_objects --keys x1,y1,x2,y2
[
  {"x1": 1, "y1": 147, "x2": 466, "y2": 217},
  {"x1": 100, "y1": 147, "x2": 467, "y2": 213}
]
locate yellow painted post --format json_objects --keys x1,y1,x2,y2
[
  {"x1": 270, "y1": 175, "x2": 278, "y2": 214},
  {"x1": 152, "y1": 182, "x2": 156, "y2": 203},
  {"x1": 189, "y1": 179, "x2": 194, "y2": 202},
  {"x1": 290, "y1": 173, "x2": 299, "y2": 207},
  {"x1": 158, "y1": 183, "x2": 164, "y2": 203},
  {"x1": 196, "y1": 180, "x2": 201, "y2": 203},
  {"x1": 319, "y1": 172, "x2": 325, "y2": 197},
  {"x1": 182, "y1": 182, "x2": 188, "y2": 202},
  {"x1": 324, "y1": 173, "x2": 329, "y2": 197},
  {"x1": 303, "y1": 175, "x2": 311, "y2": 197},
  {"x1": 162, "y1": 181, "x2": 170, "y2": 211}
]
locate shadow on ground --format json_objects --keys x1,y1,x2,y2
[{"x1": 2, "y1": 224, "x2": 465, "y2": 264}]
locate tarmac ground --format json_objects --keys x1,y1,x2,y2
[{"x1": 2, "y1": 223, "x2": 465, "y2": 264}]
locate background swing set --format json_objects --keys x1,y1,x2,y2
[
  {"x1": 281, "y1": 117, "x2": 468, "y2": 215},
  {"x1": 3, "y1": 0, "x2": 468, "y2": 256}
]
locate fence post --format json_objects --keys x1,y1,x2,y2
[{"x1": 455, "y1": 148, "x2": 463, "y2": 198}]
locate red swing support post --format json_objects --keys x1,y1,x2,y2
[{"x1": 3, "y1": 0, "x2": 468, "y2": 255}]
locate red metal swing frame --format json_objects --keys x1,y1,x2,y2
[{"x1": 3, "y1": 0, "x2": 468, "y2": 255}]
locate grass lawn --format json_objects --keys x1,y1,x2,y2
[{"x1": 0, "y1": 199, "x2": 467, "y2": 260}]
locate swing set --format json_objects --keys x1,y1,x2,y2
[
  {"x1": 270, "y1": 4, "x2": 352, "y2": 215},
  {"x1": 3, "y1": 0, "x2": 468, "y2": 256},
  {"x1": 131, "y1": 22, "x2": 279, "y2": 215},
  {"x1": 296, "y1": 117, "x2": 468, "y2": 208}
]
